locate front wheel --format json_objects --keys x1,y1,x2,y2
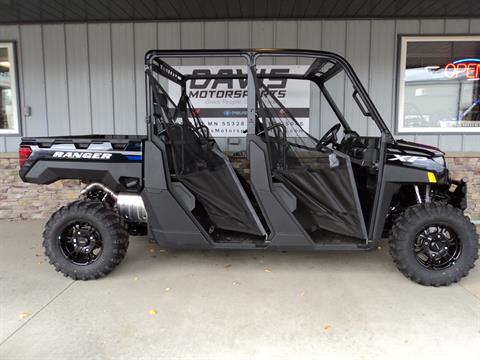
[
  {"x1": 43, "y1": 200, "x2": 129, "y2": 280},
  {"x1": 389, "y1": 203, "x2": 478, "y2": 286}
]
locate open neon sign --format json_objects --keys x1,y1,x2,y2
[{"x1": 444, "y1": 58, "x2": 480, "y2": 80}]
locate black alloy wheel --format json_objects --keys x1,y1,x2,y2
[
  {"x1": 59, "y1": 221, "x2": 103, "y2": 265},
  {"x1": 414, "y1": 224, "x2": 462, "y2": 270},
  {"x1": 389, "y1": 202, "x2": 478, "y2": 286},
  {"x1": 43, "y1": 200, "x2": 129, "y2": 280}
]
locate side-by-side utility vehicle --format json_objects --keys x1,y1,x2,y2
[{"x1": 19, "y1": 49, "x2": 478, "y2": 285}]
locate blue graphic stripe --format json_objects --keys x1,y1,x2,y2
[
  {"x1": 453, "y1": 58, "x2": 480, "y2": 64},
  {"x1": 126, "y1": 155, "x2": 143, "y2": 161}
]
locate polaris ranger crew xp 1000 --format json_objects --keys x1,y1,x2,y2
[{"x1": 19, "y1": 49, "x2": 478, "y2": 286}]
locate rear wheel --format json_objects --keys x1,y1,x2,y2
[
  {"x1": 389, "y1": 203, "x2": 478, "y2": 286},
  {"x1": 43, "y1": 200, "x2": 129, "y2": 280}
]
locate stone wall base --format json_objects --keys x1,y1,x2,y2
[
  {"x1": 0, "y1": 157, "x2": 82, "y2": 220},
  {"x1": 1, "y1": 155, "x2": 478, "y2": 221}
]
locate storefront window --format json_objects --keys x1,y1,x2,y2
[
  {"x1": 0, "y1": 42, "x2": 19, "y2": 134},
  {"x1": 397, "y1": 36, "x2": 480, "y2": 133}
]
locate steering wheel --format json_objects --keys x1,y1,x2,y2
[{"x1": 316, "y1": 123, "x2": 341, "y2": 150}]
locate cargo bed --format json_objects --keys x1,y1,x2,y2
[{"x1": 19, "y1": 134, "x2": 145, "y2": 192}]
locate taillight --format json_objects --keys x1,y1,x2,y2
[{"x1": 18, "y1": 146, "x2": 32, "y2": 167}]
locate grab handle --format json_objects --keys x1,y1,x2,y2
[{"x1": 353, "y1": 90, "x2": 371, "y2": 117}]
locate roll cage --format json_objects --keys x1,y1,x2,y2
[{"x1": 144, "y1": 48, "x2": 394, "y2": 142}]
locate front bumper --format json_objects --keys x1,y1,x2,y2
[{"x1": 449, "y1": 178, "x2": 468, "y2": 210}]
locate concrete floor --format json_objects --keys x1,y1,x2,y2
[{"x1": 0, "y1": 220, "x2": 479, "y2": 360}]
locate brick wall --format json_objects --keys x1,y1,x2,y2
[
  {"x1": 446, "y1": 156, "x2": 480, "y2": 220},
  {"x1": 0, "y1": 156, "x2": 82, "y2": 220},
  {"x1": 1, "y1": 154, "x2": 479, "y2": 221}
]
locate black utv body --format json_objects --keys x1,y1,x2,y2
[{"x1": 19, "y1": 49, "x2": 478, "y2": 286}]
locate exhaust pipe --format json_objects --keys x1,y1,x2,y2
[
  {"x1": 80, "y1": 182, "x2": 118, "y2": 200},
  {"x1": 117, "y1": 193, "x2": 148, "y2": 223},
  {"x1": 80, "y1": 183, "x2": 147, "y2": 223}
]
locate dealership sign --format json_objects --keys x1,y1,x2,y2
[{"x1": 169, "y1": 65, "x2": 310, "y2": 137}]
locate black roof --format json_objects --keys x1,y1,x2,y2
[{"x1": 0, "y1": 0, "x2": 478, "y2": 24}]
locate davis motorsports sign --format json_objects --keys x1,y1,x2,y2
[{"x1": 169, "y1": 65, "x2": 310, "y2": 137}]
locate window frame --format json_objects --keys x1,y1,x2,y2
[
  {"x1": 396, "y1": 35, "x2": 480, "y2": 134},
  {"x1": 0, "y1": 41, "x2": 20, "y2": 136}
]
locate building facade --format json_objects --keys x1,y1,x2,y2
[{"x1": 0, "y1": 18, "x2": 479, "y2": 220}]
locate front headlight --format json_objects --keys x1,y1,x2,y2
[{"x1": 433, "y1": 156, "x2": 445, "y2": 168}]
